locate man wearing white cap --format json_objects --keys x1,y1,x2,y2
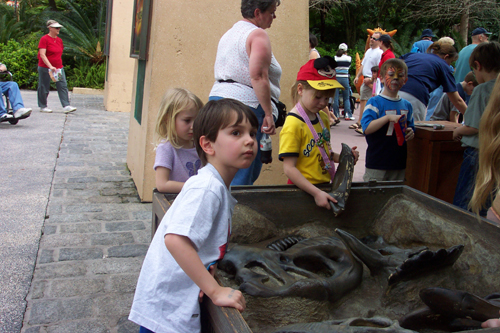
[{"x1": 333, "y1": 43, "x2": 353, "y2": 120}]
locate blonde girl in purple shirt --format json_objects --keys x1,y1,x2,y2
[{"x1": 154, "y1": 88, "x2": 204, "y2": 193}]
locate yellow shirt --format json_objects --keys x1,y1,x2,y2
[{"x1": 279, "y1": 111, "x2": 331, "y2": 184}]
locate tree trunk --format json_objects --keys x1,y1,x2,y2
[
  {"x1": 319, "y1": 6, "x2": 326, "y2": 42},
  {"x1": 48, "y1": 0, "x2": 58, "y2": 11},
  {"x1": 459, "y1": 2, "x2": 470, "y2": 45}
]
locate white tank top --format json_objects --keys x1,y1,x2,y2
[{"x1": 209, "y1": 21, "x2": 281, "y2": 118}]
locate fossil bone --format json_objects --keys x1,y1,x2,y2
[{"x1": 219, "y1": 236, "x2": 363, "y2": 302}]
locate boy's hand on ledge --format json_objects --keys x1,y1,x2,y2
[{"x1": 210, "y1": 286, "x2": 246, "y2": 312}]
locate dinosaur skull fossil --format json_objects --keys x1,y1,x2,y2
[{"x1": 219, "y1": 236, "x2": 363, "y2": 302}]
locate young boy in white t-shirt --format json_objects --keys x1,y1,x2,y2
[{"x1": 129, "y1": 99, "x2": 257, "y2": 333}]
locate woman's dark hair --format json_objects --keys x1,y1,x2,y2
[
  {"x1": 241, "y1": 0, "x2": 280, "y2": 19},
  {"x1": 309, "y1": 33, "x2": 318, "y2": 48},
  {"x1": 336, "y1": 49, "x2": 346, "y2": 57},
  {"x1": 193, "y1": 99, "x2": 258, "y2": 166},
  {"x1": 382, "y1": 40, "x2": 393, "y2": 51}
]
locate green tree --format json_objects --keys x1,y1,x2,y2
[{"x1": 47, "y1": 0, "x2": 106, "y2": 64}]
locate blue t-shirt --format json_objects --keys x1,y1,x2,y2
[
  {"x1": 411, "y1": 40, "x2": 433, "y2": 54},
  {"x1": 399, "y1": 53, "x2": 457, "y2": 106},
  {"x1": 454, "y1": 44, "x2": 477, "y2": 84},
  {"x1": 361, "y1": 94, "x2": 415, "y2": 170}
]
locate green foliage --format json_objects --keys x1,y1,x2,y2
[
  {"x1": 65, "y1": 61, "x2": 105, "y2": 89},
  {"x1": 315, "y1": 46, "x2": 335, "y2": 58},
  {"x1": 0, "y1": 13, "x2": 24, "y2": 44},
  {"x1": 391, "y1": 23, "x2": 418, "y2": 57},
  {"x1": 310, "y1": 0, "x2": 499, "y2": 59},
  {"x1": 49, "y1": 0, "x2": 106, "y2": 64},
  {"x1": 0, "y1": 2, "x2": 46, "y2": 43},
  {"x1": 0, "y1": 36, "x2": 40, "y2": 89},
  {"x1": 450, "y1": 30, "x2": 466, "y2": 52}
]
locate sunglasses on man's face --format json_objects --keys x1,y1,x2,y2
[{"x1": 371, "y1": 37, "x2": 379, "y2": 41}]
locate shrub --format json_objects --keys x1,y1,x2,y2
[
  {"x1": 0, "y1": 36, "x2": 40, "y2": 89},
  {"x1": 66, "y1": 61, "x2": 105, "y2": 90}
]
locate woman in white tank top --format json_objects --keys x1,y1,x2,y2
[{"x1": 209, "y1": 0, "x2": 282, "y2": 186}]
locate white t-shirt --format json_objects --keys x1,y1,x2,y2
[
  {"x1": 209, "y1": 20, "x2": 282, "y2": 119},
  {"x1": 361, "y1": 47, "x2": 383, "y2": 77},
  {"x1": 129, "y1": 164, "x2": 237, "y2": 333}
]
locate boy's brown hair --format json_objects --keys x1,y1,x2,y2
[
  {"x1": 371, "y1": 66, "x2": 379, "y2": 74},
  {"x1": 379, "y1": 58, "x2": 408, "y2": 78},
  {"x1": 464, "y1": 71, "x2": 479, "y2": 87},
  {"x1": 193, "y1": 99, "x2": 259, "y2": 166},
  {"x1": 469, "y1": 41, "x2": 500, "y2": 73}
]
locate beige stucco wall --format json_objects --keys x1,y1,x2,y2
[
  {"x1": 126, "y1": 0, "x2": 309, "y2": 202},
  {"x1": 103, "y1": 0, "x2": 135, "y2": 112}
]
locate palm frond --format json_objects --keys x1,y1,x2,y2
[{"x1": 47, "y1": 0, "x2": 106, "y2": 64}]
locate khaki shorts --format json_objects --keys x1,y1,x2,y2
[
  {"x1": 363, "y1": 168, "x2": 406, "y2": 182},
  {"x1": 398, "y1": 91, "x2": 427, "y2": 121},
  {"x1": 360, "y1": 83, "x2": 372, "y2": 101}
]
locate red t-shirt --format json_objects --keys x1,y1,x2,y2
[
  {"x1": 378, "y1": 49, "x2": 395, "y2": 75},
  {"x1": 38, "y1": 34, "x2": 64, "y2": 69}
]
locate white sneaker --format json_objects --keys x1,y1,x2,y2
[
  {"x1": 14, "y1": 107, "x2": 32, "y2": 118},
  {"x1": 63, "y1": 106, "x2": 77, "y2": 113},
  {"x1": 40, "y1": 107, "x2": 53, "y2": 113},
  {"x1": 1, "y1": 113, "x2": 14, "y2": 120}
]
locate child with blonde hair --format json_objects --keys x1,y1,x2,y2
[
  {"x1": 154, "y1": 88, "x2": 204, "y2": 193},
  {"x1": 472, "y1": 77, "x2": 500, "y2": 329},
  {"x1": 279, "y1": 57, "x2": 359, "y2": 210},
  {"x1": 470, "y1": 74, "x2": 500, "y2": 224}
]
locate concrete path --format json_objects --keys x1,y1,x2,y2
[
  {"x1": 1, "y1": 90, "x2": 151, "y2": 333},
  {"x1": 1, "y1": 90, "x2": 367, "y2": 333},
  {"x1": 328, "y1": 104, "x2": 368, "y2": 182}
]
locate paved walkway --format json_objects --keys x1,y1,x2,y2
[
  {"x1": 1, "y1": 90, "x2": 151, "y2": 333},
  {"x1": 1, "y1": 90, "x2": 367, "y2": 333}
]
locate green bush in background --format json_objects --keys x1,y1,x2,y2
[
  {"x1": 0, "y1": 36, "x2": 40, "y2": 89},
  {"x1": 65, "y1": 61, "x2": 105, "y2": 90}
]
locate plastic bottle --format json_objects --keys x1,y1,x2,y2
[{"x1": 260, "y1": 133, "x2": 273, "y2": 164}]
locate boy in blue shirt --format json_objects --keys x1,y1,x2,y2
[{"x1": 361, "y1": 58, "x2": 415, "y2": 181}]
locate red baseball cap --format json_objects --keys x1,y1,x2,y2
[{"x1": 296, "y1": 57, "x2": 344, "y2": 90}]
